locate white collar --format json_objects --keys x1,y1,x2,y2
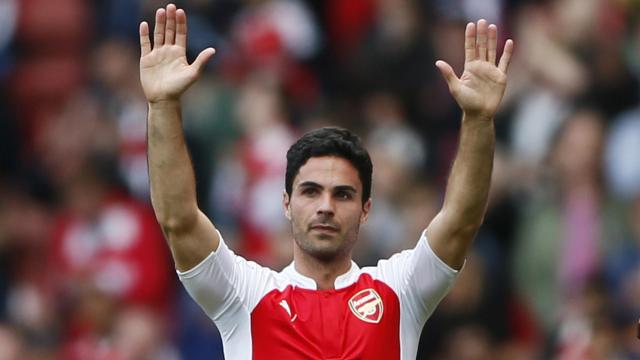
[{"x1": 281, "y1": 260, "x2": 361, "y2": 290}]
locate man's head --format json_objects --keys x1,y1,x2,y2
[
  {"x1": 285, "y1": 127, "x2": 373, "y2": 204},
  {"x1": 283, "y1": 127, "x2": 373, "y2": 262}
]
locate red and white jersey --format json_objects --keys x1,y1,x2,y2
[{"x1": 178, "y1": 231, "x2": 459, "y2": 359}]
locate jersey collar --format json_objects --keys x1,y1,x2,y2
[{"x1": 282, "y1": 261, "x2": 361, "y2": 290}]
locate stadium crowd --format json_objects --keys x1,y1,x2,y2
[{"x1": 0, "y1": 0, "x2": 639, "y2": 358}]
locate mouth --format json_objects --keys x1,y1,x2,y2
[{"x1": 310, "y1": 224, "x2": 339, "y2": 233}]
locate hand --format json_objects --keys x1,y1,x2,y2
[
  {"x1": 139, "y1": 4, "x2": 216, "y2": 103},
  {"x1": 436, "y1": 20, "x2": 513, "y2": 120}
]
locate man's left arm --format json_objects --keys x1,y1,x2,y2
[{"x1": 426, "y1": 19, "x2": 513, "y2": 269}]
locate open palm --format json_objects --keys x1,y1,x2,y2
[
  {"x1": 139, "y1": 4, "x2": 215, "y2": 103},
  {"x1": 436, "y1": 20, "x2": 513, "y2": 120}
]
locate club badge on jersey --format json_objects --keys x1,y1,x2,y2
[{"x1": 348, "y1": 288, "x2": 384, "y2": 323}]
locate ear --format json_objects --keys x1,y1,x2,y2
[
  {"x1": 283, "y1": 190, "x2": 291, "y2": 220},
  {"x1": 360, "y1": 198, "x2": 372, "y2": 224}
]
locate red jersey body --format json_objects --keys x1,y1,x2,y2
[
  {"x1": 251, "y1": 274, "x2": 400, "y2": 359},
  {"x1": 178, "y1": 231, "x2": 459, "y2": 359}
]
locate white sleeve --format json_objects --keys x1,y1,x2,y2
[
  {"x1": 369, "y1": 230, "x2": 460, "y2": 324},
  {"x1": 176, "y1": 232, "x2": 278, "y2": 321}
]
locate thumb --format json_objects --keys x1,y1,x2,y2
[
  {"x1": 191, "y1": 47, "x2": 216, "y2": 74},
  {"x1": 435, "y1": 60, "x2": 459, "y2": 89}
]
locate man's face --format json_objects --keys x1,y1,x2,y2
[{"x1": 284, "y1": 156, "x2": 371, "y2": 262}]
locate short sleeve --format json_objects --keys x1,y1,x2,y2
[
  {"x1": 177, "y1": 233, "x2": 278, "y2": 321},
  {"x1": 367, "y1": 230, "x2": 461, "y2": 323}
]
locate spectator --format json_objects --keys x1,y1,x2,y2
[{"x1": 513, "y1": 108, "x2": 627, "y2": 344}]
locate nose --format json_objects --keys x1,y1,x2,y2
[{"x1": 316, "y1": 192, "x2": 335, "y2": 216}]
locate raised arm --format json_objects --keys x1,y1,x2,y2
[
  {"x1": 426, "y1": 20, "x2": 513, "y2": 269},
  {"x1": 140, "y1": 4, "x2": 218, "y2": 271}
]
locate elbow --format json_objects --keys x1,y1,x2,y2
[
  {"x1": 457, "y1": 215, "x2": 485, "y2": 239},
  {"x1": 458, "y1": 212, "x2": 485, "y2": 233},
  {"x1": 443, "y1": 207, "x2": 486, "y2": 237},
  {"x1": 453, "y1": 221, "x2": 483, "y2": 240},
  {"x1": 154, "y1": 207, "x2": 199, "y2": 235}
]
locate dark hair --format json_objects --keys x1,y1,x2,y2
[{"x1": 285, "y1": 127, "x2": 373, "y2": 204}]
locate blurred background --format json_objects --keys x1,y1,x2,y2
[{"x1": 1, "y1": 0, "x2": 640, "y2": 359}]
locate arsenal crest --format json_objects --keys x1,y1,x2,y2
[{"x1": 348, "y1": 288, "x2": 384, "y2": 324}]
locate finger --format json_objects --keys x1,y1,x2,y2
[
  {"x1": 488, "y1": 24, "x2": 497, "y2": 65},
  {"x1": 176, "y1": 8, "x2": 187, "y2": 48},
  {"x1": 165, "y1": 4, "x2": 177, "y2": 45},
  {"x1": 498, "y1": 39, "x2": 514, "y2": 73},
  {"x1": 140, "y1": 22, "x2": 151, "y2": 56},
  {"x1": 464, "y1": 22, "x2": 476, "y2": 63},
  {"x1": 476, "y1": 19, "x2": 488, "y2": 61},
  {"x1": 153, "y1": 8, "x2": 165, "y2": 48},
  {"x1": 435, "y1": 60, "x2": 459, "y2": 90},
  {"x1": 191, "y1": 48, "x2": 216, "y2": 74}
]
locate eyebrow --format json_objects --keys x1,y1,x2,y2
[
  {"x1": 298, "y1": 181, "x2": 322, "y2": 190},
  {"x1": 334, "y1": 185, "x2": 357, "y2": 194},
  {"x1": 297, "y1": 181, "x2": 357, "y2": 194}
]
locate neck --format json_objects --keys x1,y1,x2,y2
[{"x1": 293, "y1": 247, "x2": 352, "y2": 290}]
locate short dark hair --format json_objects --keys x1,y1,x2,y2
[{"x1": 285, "y1": 127, "x2": 373, "y2": 204}]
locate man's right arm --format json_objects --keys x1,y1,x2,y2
[
  {"x1": 140, "y1": 4, "x2": 217, "y2": 271},
  {"x1": 147, "y1": 101, "x2": 219, "y2": 271}
]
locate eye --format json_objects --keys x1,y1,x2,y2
[
  {"x1": 301, "y1": 187, "x2": 318, "y2": 196},
  {"x1": 335, "y1": 190, "x2": 353, "y2": 200}
]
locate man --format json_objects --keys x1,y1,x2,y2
[{"x1": 140, "y1": 4, "x2": 512, "y2": 359}]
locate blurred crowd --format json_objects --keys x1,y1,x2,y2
[{"x1": 1, "y1": 0, "x2": 640, "y2": 359}]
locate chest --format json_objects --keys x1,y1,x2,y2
[{"x1": 250, "y1": 276, "x2": 400, "y2": 359}]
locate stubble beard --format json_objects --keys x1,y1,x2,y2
[{"x1": 292, "y1": 221, "x2": 360, "y2": 263}]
